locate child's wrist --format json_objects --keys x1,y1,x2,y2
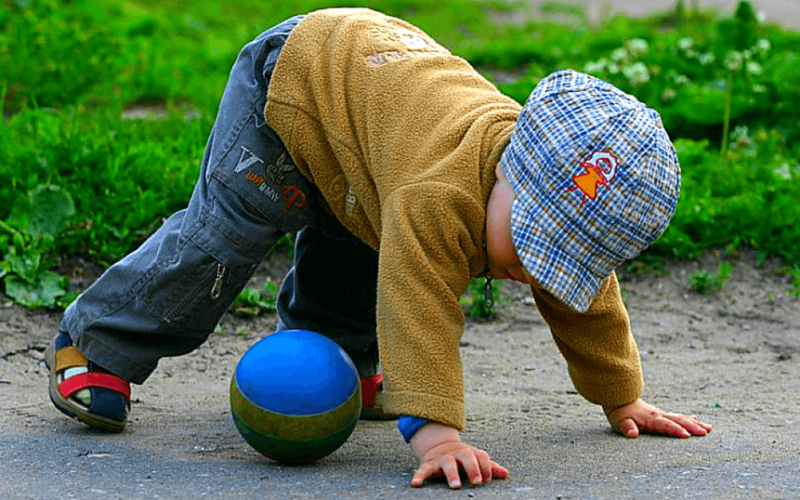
[
  {"x1": 410, "y1": 422, "x2": 460, "y2": 459},
  {"x1": 397, "y1": 415, "x2": 430, "y2": 443},
  {"x1": 603, "y1": 397, "x2": 640, "y2": 416}
]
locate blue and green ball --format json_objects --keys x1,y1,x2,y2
[{"x1": 230, "y1": 329, "x2": 361, "y2": 463}]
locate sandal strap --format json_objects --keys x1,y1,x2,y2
[
  {"x1": 59, "y1": 372, "x2": 132, "y2": 403},
  {"x1": 55, "y1": 346, "x2": 89, "y2": 372}
]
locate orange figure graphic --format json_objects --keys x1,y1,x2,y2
[{"x1": 566, "y1": 151, "x2": 619, "y2": 207}]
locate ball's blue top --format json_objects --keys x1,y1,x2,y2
[{"x1": 234, "y1": 329, "x2": 359, "y2": 416}]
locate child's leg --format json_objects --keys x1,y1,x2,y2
[
  {"x1": 59, "y1": 15, "x2": 308, "y2": 385},
  {"x1": 276, "y1": 226, "x2": 380, "y2": 377},
  {"x1": 274, "y1": 227, "x2": 396, "y2": 420},
  {"x1": 48, "y1": 17, "x2": 314, "y2": 433}
]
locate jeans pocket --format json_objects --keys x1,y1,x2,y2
[{"x1": 142, "y1": 237, "x2": 256, "y2": 335}]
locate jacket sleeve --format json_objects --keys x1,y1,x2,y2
[
  {"x1": 375, "y1": 183, "x2": 485, "y2": 431},
  {"x1": 530, "y1": 272, "x2": 643, "y2": 410}
]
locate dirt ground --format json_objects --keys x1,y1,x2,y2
[{"x1": 2, "y1": 248, "x2": 799, "y2": 498}]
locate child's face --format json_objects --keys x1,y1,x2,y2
[{"x1": 486, "y1": 164, "x2": 536, "y2": 286}]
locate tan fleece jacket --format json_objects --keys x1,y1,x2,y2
[{"x1": 264, "y1": 8, "x2": 642, "y2": 430}]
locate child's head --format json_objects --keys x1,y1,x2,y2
[{"x1": 499, "y1": 70, "x2": 680, "y2": 313}]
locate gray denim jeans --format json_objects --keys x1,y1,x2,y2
[{"x1": 61, "y1": 16, "x2": 379, "y2": 384}]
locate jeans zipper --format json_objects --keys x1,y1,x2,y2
[{"x1": 210, "y1": 262, "x2": 226, "y2": 299}]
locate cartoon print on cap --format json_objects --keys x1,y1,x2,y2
[{"x1": 566, "y1": 151, "x2": 619, "y2": 207}]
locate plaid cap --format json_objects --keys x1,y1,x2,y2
[{"x1": 499, "y1": 70, "x2": 680, "y2": 313}]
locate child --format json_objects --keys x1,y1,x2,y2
[{"x1": 45, "y1": 8, "x2": 712, "y2": 490}]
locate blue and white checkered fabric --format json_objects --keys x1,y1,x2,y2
[{"x1": 499, "y1": 70, "x2": 680, "y2": 313}]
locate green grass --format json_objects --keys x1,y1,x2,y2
[{"x1": 2, "y1": 0, "x2": 800, "y2": 308}]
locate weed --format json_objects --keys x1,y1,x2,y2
[
  {"x1": 625, "y1": 254, "x2": 668, "y2": 276},
  {"x1": 788, "y1": 266, "x2": 800, "y2": 297},
  {"x1": 687, "y1": 263, "x2": 733, "y2": 295},
  {"x1": 231, "y1": 279, "x2": 279, "y2": 317},
  {"x1": 460, "y1": 278, "x2": 501, "y2": 319},
  {"x1": 0, "y1": 185, "x2": 76, "y2": 308}
]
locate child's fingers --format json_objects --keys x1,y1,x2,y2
[
  {"x1": 463, "y1": 449, "x2": 509, "y2": 484},
  {"x1": 642, "y1": 413, "x2": 704, "y2": 438},
  {"x1": 411, "y1": 450, "x2": 507, "y2": 489},
  {"x1": 664, "y1": 413, "x2": 713, "y2": 436},
  {"x1": 613, "y1": 417, "x2": 640, "y2": 438},
  {"x1": 411, "y1": 460, "x2": 442, "y2": 488},
  {"x1": 608, "y1": 400, "x2": 713, "y2": 440},
  {"x1": 411, "y1": 456, "x2": 465, "y2": 489},
  {"x1": 453, "y1": 450, "x2": 483, "y2": 486},
  {"x1": 656, "y1": 416, "x2": 693, "y2": 438},
  {"x1": 470, "y1": 448, "x2": 497, "y2": 484},
  {"x1": 440, "y1": 457, "x2": 463, "y2": 489},
  {"x1": 490, "y1": 461, "x2": 510, "y2": 480}
]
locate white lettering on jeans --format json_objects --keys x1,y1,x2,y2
[{"x1": 234, "y1": 146, "x2": 265, "y2": 173}]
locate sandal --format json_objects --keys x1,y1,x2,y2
[
  {"x1": 45, "y1": 332, "x2": 131, "y2": 432},
  {"x1": 360, "y1": 373, "x2": 399, "y2": 421}
]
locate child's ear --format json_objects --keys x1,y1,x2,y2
[
  {"x1": 495, "y1": 163, "x2": 511, "y2": 186},
  {"x1": 494, "y1": 162, "x2": 504, "y2": 179}
]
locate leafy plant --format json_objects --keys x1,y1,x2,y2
[
  {"x1": 687, "y1": 263, "x2": 733, "y2": 295},
  {"x1": 0, "y1": 185, "x2": 76, "y2": 308},
  {"x1": 654, "y1": 129, "x2": 800, "y2": 264},
  {"x1": 625, "y1": 254, "x2": 668, "y2": 276},
  {"x1": 230, "y1": 279, "x2": 279, "y2": 317},
  {"x1": 788, "y1": 266, "x2": 800, "y2": 297}
]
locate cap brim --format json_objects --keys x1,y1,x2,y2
[{"x1": 509, "y1": 192, "x2": 607, "y2": 313}]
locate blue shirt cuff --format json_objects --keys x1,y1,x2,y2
[{"x1": 397, "y1": 415, "x2": 430, "y2": 443}]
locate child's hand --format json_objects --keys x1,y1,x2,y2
[
  {"x1": 409, "y1": 422, "x2": 508, "y2": 489},
  {"x1": 604, "y1": 398, "x2": 713, "y2": 439}
]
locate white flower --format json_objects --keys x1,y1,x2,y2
[
  {"x1": 623, "y1": 62, "x2": 650, "y2": 86},
  {"x1": 672, "y1": 74, "x2": 691, "y2": 86},
  {"x1": 730, "y1": 125, "x2": 756, "y2": 156},
  {"x1": 625, "y1": 38, "x2": 649, "y2": 58},
  {"x1": 773, "y1": 163, "x2": 791, "y2": 180},
  {"x1": 731, "y1": 125, "x2": 750, "y2": 140},
  {"x1": 752, "y1": 84, "x2": 767, "y2": 93},
  {"x1": 583, "y1": 60, "x2": 607, "y2": 74},
  {"x1": 697, "y1": 52, "x2": 716, "y2": 65},
  {"x1": 678, "y1": 37, "x2": 694, "y2": 51},
  {"x1": 724, "y1": 51, "x2": 743, "y2": 71},
  {"x1": 754, "y1": 38, "x2": 771, "y2": 55},
  {"x1": 611, "y1": 47, "x2": 629, "y2": 63},
  {"x1": 746, "y1": 61, "x2": 763, "y2": 76}
]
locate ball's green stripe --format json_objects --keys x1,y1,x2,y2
[
  {"x1": 232, "y1": 412, "x2": 358, "y2": 462},
  {"x1": 230, "y1": 376, "x2": 362, "y2": 440}
]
